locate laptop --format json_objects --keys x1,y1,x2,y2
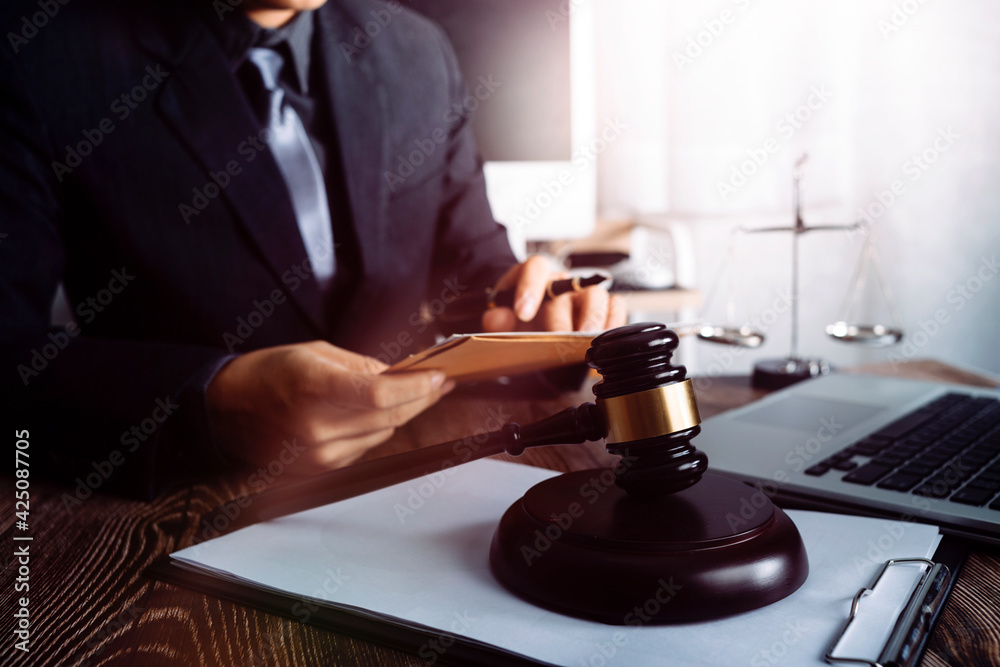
[{"x1": 695, "y1": 372, "x2": 1000, "y2": 546}]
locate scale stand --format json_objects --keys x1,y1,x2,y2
[{"x1": 747, "y1": 155, "x2": 861, "y2": 390}]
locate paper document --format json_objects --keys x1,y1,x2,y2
[
  {"x1": 385, "y1": 331, "x2": 596, "y2": 383},
  {"x1": 172, "y1": 459, "x2": 942, "y2": 667}
]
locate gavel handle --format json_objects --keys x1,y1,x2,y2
[{"x1": 207, "y1": 403, "x2": 604, "y2": 530}]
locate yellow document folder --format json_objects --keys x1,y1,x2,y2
[{"x1": 386, "y1": 332, "x2": 596, "y2": 383}]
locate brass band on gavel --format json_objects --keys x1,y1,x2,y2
[{"x1": 597, "y1": 379, "x2": 701, "y2": 445}]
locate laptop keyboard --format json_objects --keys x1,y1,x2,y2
[{"x1": 805, "y1": 392, "x2": 1000, "y2": 509}]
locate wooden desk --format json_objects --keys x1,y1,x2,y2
[{"x1": 3, "y1": 361, "x2": 999, "y2": 666}]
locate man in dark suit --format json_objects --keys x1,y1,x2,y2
[{"x1": 0, "y1": 0, "x2": 623, "y2": 498}]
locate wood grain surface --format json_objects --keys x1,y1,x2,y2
[{"x1": 2, "y1": 360, "x2": 999, "y2": 666}]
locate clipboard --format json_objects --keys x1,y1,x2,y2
[
  {"x1": 147, "y1": 456, "x2": 968, "y2": 667},
  {"x1": 147, "y1": 540, "x2": 967, "y2": 667},
  {"x1": 824, "y1": 539, "x2": 967, "y2": 667}
]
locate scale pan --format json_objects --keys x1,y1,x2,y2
[
  {"x1": 826, "y1": 321, "x2": 903, "y2": 347},
  {"x1": 697, "y1": 325, "x2": 765, "y2": 348}
]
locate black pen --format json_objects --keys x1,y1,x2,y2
[{"x1": 437, "y1": 273, "x2": 611, "y2": 323}]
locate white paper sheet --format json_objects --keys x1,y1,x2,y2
[{"x1": 172, "y1": 459, "x2": 942, "y2": 667}]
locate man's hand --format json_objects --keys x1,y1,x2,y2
[
  {"x1": 206, "y1": 341, "x2": 455, "y2": 473},
  {"x1": 481, "y1": 256, "x2": 627, "y2": 333}
]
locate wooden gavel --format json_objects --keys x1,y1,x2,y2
[{"x1": 205, "y1": 322, "x2": 708, "y2": 529}]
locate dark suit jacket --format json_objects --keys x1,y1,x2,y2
[{"x1": 0, "y1": 0, "x2": 516, "y2": 498}]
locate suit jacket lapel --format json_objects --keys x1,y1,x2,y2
[
  {"x1": 135, "y1": 11, "x2": 329, "y2": 335},
  {"x1": 315, "y1": 4, "x2": 389, "y2": 294}
]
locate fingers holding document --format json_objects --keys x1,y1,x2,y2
[{"x1": 206, "y1": 341, "x2": 455, "y2": 473}]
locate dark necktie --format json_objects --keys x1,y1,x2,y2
[{"x1": 246, "y1": 47, "x2": 335, "y2": 291}]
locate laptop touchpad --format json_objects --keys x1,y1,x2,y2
[{"x1": 734, "y1": 395, "x2": 887, "y2": 434}]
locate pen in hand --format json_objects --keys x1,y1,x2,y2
[{"x1": 437, "y1": 273, "x2": 612, "y2": 324}]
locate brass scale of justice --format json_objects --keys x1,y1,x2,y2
[
  {"x1": 205, "y1": 157, "x2": 905, "y2": 623},
  {"x1": 695, "y1": 154, "x2": 905, "y2": 389}
]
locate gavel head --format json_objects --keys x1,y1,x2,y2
[{"x1": 586, "y1": 322, "x2": 708, "y2": 498}]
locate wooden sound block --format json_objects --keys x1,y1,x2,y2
[{"x1": 489, "y1": 470, "x2": 808, "y2": 624}]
